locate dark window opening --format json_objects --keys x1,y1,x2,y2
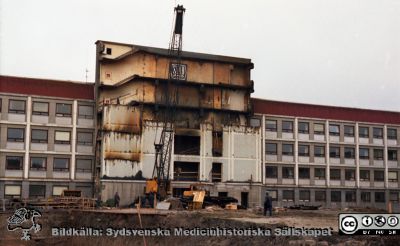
[
  {"x1": 212, "y1": 131, "x2": 223, "y2": 157},
  {"x1": 265, "y1": 166, "x2": 277, "y2": 178},
  {"x1": 53, "y1": 158, "x2": 69, "y2": 172},
  {"x1": 76, "y1": 159, "x2": 92, "y2": 173},
  {"x1": 77, "y1": 132, "x2": 93, "y2": 146},
  {"x1": 31, "y1": 129, "x2": 48, "y2": 143},
  {"x1": 282, "y1": 144, "x2": 293, "y2": 155},
  {"x1": 360, "y1": 170, "x2": 370, "y2": 181},
  {"x1": 373, "y1": 127, "x2": 383, "y2": 139},
  {"x1": 266, "y1": 143, "x2": 277, "y2": 155},
  {"x1": 314, "y1": 146, "x2": 325, "y2": 157},
  {"x1": 218, "y1": 192, "x2": 228, "y2": 197},
  {"x1": 174, "y1": 135, "x2": 200, "y2": 155},
  {"x1": 388, "y1": 149, "x2": 398, "y2": 161},
  {"x1": 374, "y1": 149, "x2": 384, "y2": 160},
  {"x1": 359, "y1": 127, "x2": 369, "y2": 138},
  {"x1": 388, "y1": 128, "x2": 397, "y2": 140},
  {"x1": 329, "y1": 146, "x2": 340, "y2": 158},
  {"x1": 282, "y1": 190, "x2": 294, "y2": 201},
  {"x1": 30, "y1": 157, "x2": 46, "y2": 170},
  {"x1": 298, "y1": 122, "x2": 309, "y2": 134},
  {"x1": 314, "y1": 168, "x2": 325, "y2": 179},
  {"x1": 241, "y1": 192, "x2": 249, "y2": 208},
  {"x1": 374, "y1": 170, "x2": 384, "y2": 182},
  {"x1": 282, "y1": 121, "x2": 293, "y2": 133},
  {"x1": 299, "y1": 167, "x2": 310, "y2": 179},
  {"x1": 345, "y1": 191, "x2": 356, "y2": 202},
  {"x1": 282, "y1": 167, "x2": 294, "y2": 179},
  {"x1": 299, "y1": 190, "x2": 310, "y2": 201},
  {"x1": 345, "y1": 169, "x2": 355, "y2": 181},
  {"x1": 344, "y1": 147, "x2": 355, "y2": 159},
  {"x1": 29, "y1": 185, "x2": 45, "y2": 199},
  {"x1": 361, "y1": 192, "x2": 371, "y2": 202},
  {"x1": 56, "y1": 103, "x2": 72, "y2": 117},
  {"x1": 359, "y1": 148, "x2": 369, "y2": 159},
  {"x1": 7, "y1": 128, "x2": 24, "y2": 142},
  {"x1": 211, "y1": 162, "x2": 222, "y2": 182},
  {"x1": 78, "y1": 105, "x2": 94, "y2": 119},
  {"x1": 106, "y1": 47, "x2": 112, "y2": 55},
  {"x1": 315, "y1": 191, "x2": 326, "y2": 202},
  {"x1": 331, "y1": 191, "x2": 341, "y2": 202},
  {"x1": 330, "y1": 169, "x2": 341, "y2": 180},
  {"x1": 298, "y1": 145, "x2": 309, "y2": 157},
  {"x1": 344, "y1": 125, "x2": 354, "y2": 137},
  {"x1": 174, "y1": 162, "x2": 199, "y2": 181},
  {"x1": 6, "y1": 156, "x2": 23, "y2": 170},
  {"x1": 375, "y1": 192, "x2": 385, "y2": 203}
]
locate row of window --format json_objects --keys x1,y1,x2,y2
[
  {"x1": 7, "y1": 128, "x2": 93, "y2": 145},
  {"x1": 1, "y1": 99, "x2": 94, "y2": 118},
  {"x1": 266, "y1": 143, "x2": 398, "y2": 160},
  {"x1": 272, "y1": 190, "x2": 396, "y2": 203},
  {"x1": 266, "y1": 120, "x2": 397, "y2": 139},
  {"x1": 4, "y1": 185, "x2": 71, "y2": 198},
  {"x1": 5, "y1": 156, "x2": 92, "y2": 172},
  {"x1": 266, "y1": 166, "x2": 397, "y2": 181}
]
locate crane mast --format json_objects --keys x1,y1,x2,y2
[{"x1": 152, "y1": 5, "x2": 186, "y2": 199}]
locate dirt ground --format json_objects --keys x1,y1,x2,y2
[{"x1": 0, "y1": 208, "x2": 398, "y2": 246}]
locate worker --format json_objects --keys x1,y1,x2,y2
[
  {"x1": 264, "y1": 192, "x2": 272, "y2": 216},
  {"x1": 114, "y1": 192, "x2": 120, "y2": 208}
]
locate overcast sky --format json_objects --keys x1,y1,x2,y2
[{"x1": 1, "y1": 0, "x2": 399, "y2": 111}]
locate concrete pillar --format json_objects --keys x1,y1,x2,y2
[
  {"x1": 23, "y1": 96, "x2": 32, "y2": 179},
  {"x1": 70, "y1": 100, "x2": 77, "y2": 180},
  {"x1": 355, "y1": 122, "x2": 360, "y2": 188},
  {"x1": 22, "y1": 181, "x2": 29, "y2": 199},
  {"x1": 384, "y1": 125, "x2": 388, "y2": 189},
  {"x1": 294, "y1": 117, "x2": 299, "y2": 186},
  {"x1": 261, "y1": 115, "x2": 266, "y2": 184},
  {"x1": 326, "y1": 120, "x2": 330, "y2": 187},
  {"x1": 384, "y1": 125, "x2": 389, "y2": 208}
]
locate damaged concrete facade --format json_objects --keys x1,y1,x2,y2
[{"x1": 95, "y1": 41, "x2": 262, "y2": 207}]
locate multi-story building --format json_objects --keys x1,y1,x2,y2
[
  {"x1": 94, "y1": 40, "x2": 262, "y2": 207},
  {"x1": 0, "y1": 75, "x2": 95, "y2": 200},
  {"x1": 253, "y1": 99, "x2": 400, "y2": 211},
  {"x1": 1, "y1": 47, "x2": 399, "y2": 211}
]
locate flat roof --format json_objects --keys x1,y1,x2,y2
[
  {"x1": 0, "y1": 75, "x2": 94, "y2": 100},
  {"x1": 96, "y1": 40, "x2": 253, "y2": 66},
  {"x1": 252, "y1": 98, "x2": 400, "y2": 125}
]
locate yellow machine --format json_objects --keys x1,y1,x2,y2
[{"x1": 183, "y1": 184, "x2": 210, "y2": 210}]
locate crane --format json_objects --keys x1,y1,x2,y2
[{"x1": 147, "y1": 5, "x2": 186, "y2": 200}]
